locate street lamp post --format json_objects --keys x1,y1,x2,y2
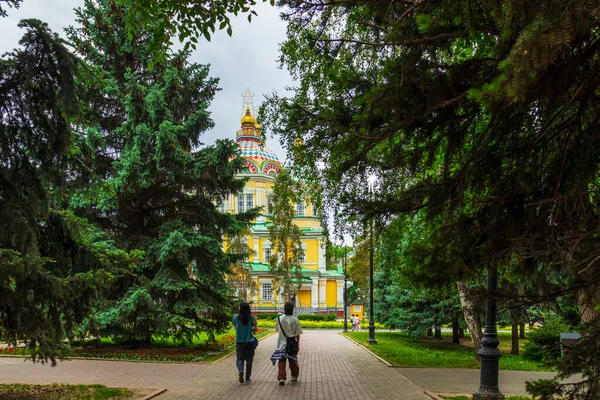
[
  {"x1": 343, "y1": 246, "x2": 348, "y2": 333},
  {"x1": 367, "y1": 179, "x2": 377, "y2": 344},
  {"x1": 473, "y1": 264, "x2": 504, "y2": 400}
]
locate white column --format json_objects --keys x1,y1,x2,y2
[
  {"x1": 257, "y1": 188, "x2": 265, "y2": 207},
  {"x1": 311, "y1": 277, "x2": 319, "y2": 308},
  {"x1": 276, "y1": 285, "x2": 283, "y2": 308},
  {"x1": 318, "y1": 239, "x2": 326, "y2": 272},
  {"x1": 319, "y1": 278, "x2": 326, "y2": 308},
  {"x1": 337, "y1": 281, "x2": 343, "y2": 308},
  {"x1": 253, "y1": 242, "x2": 258, "y2": 262},
  {"x1": 253, "y1": 279, "x2": 259, "y2": 302}
]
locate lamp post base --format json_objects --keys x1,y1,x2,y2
[
  {"x1": 367, "y1": 324, "x2": 377, "y2": 344},
  {"x1": 473, "y1": 390, "x2": 505, "y2": 400},
  {"x1": 474, "y1": 265, "x2": 504, "y2": 400}
]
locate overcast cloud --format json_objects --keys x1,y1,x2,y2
[{"x1": 0, "y1": 0, "x2": 292, "y2": 160}]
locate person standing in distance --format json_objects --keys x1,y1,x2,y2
[
  {"x1": 270, "y1": 302, "x2": 303, "y2": 385},
  {"x1": 232, "y1": 302, "x2": 257, "y2": 384}
]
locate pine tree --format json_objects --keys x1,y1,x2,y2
[
  {"x1": 66, "y1": 0, "x2": 254, "y2": 345},
  {"x1": 0, "y1": 19, "x2": 138, "y2": 364},
  {"x1": 268, "y1": 168, "x2": 304, "y2": 302}
]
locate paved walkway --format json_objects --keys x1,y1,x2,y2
[
  {"x1": 0, "y1": 330, "x2": 429, "y2": 400},
  {"x1": 397, "y1": 367, "x2": 580, "y2": 396}
]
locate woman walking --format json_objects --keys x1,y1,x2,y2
[{"x1": 232, "y1": 302, "x2": 257, "y2": 384}]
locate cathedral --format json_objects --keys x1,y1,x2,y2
[{"x1": 223, "y1": 91, "x2": 346, "y2": 315}]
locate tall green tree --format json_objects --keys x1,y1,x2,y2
[
  {"x1": 268, "y1": 168, "x2": 304, "y2": 301},
  {"x1": 375, "y1": 215, "x2": 464, "y2": 340},
  {"x1": 226, "y1": 228, "x2": 257, "y2": 302},
  {"x1": 0, "y1": 19, "x2": 138, "y2": 363},
  {"x1": 66, "y1": 0, "x2": 254, "y2": 345},
  {"x1": 261, "y1": 1, "x2": 600, "y2": 396}
]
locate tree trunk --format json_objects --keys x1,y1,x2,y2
[
  {"x1": 459, "y1": 327, "x2": 465, "y2": 338},
  {"x1": 519, "y1": 321, "x2": 526, "y2": 339},
  {"x1": 434, "y1": 327, "x2": 442, "y2": 340},
  {"x1": 457, "y1": 280, "x2": 483, "y2": 353},
  {"x1": 577, "y1": 275, "x2": 600, "y2": 325},
  {"x1": 426, "y1": 328, "x2": 433, "y2": 337},
  {"x1": 511, "y1": 311, "x2": 520, "y2": 355},
  {"x1": 452, "y1": 317, "x2": 461, "y2": 344}
]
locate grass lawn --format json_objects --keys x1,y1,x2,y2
[
  {"x1": 343, "y1": 331, "x2": 552, "y2": 371},
  {"x1": 0, "y1": 384, "x2": 131, "y2": 399}
]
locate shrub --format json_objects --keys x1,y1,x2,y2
[
  {"x1": 254, "y1": 313, "x2": 279, "y2": 320},
  {"x1": 257, "y1": 320, "x2": 384, "y2": 329},
  {"x1": 297, "y1": 314, "x2": 336, "y2": 321},
  {"x1": 523, "y1": 319, "x2": 570, "y2": 363}
]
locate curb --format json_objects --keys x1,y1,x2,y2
[
  {"x1": 211, "y1": 331, "x2": 276, "y2": 364},
  {"x1": 423, "y1": 390, "x2": 443, "y2": 400},
  {"x1": 141, "y1": 388, "x2": 167, "y2": 400},
  {"x1": 339, "y1": 334, "x2": 392, "y2": 367},
  {"x1": 339, "y1": 333, "x2": 432, "y2": 397},
  {"x1": 0, "y1": 356, "x2": 206, "y2": 365}
]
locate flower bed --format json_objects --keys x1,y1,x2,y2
[
  {"x1": 0, "y1": 327, "x2": 270, "y2": 362},
  {"x1": 72, "y1": 348, "x2": 209, "y2": 362},
  {"x1": 0, "y1": 347, "x2": 28, "y2": 356}
]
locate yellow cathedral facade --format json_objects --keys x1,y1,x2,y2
[{"x1": 222, "y1": 91, "x2": 346, "y2": 315}]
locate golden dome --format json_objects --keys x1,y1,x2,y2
[
  {"x1": 240, "y1": 107, "x2": 256, "y2": 126},
  {"x1": 254, "y1": 122, "x2": 262, "y2": 130}
]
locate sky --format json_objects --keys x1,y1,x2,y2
[{"x1": 0, "y1": 0, "x2": 292, "y2": 161}]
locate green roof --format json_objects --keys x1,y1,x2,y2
[
  {"x1": 322, "y1": 268, "x2": 344, "y2": 277},
  {"x1": 243, "y1": 262, "x2": 319, "y2": 276}
]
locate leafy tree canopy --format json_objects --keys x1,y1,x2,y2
[
  {"x1": 0, "y1": 0, "x2": 21, "y2": 17},
  {"x1": 260, "y1": 1, "x2": 600, "y2": 396},
  {"x1": 116, "y1": 0, "x2": 274, "y2": 53},
  {"x1": 269, "y1": 167, "x2": 304, "y2": 300}
]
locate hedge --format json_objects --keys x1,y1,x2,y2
[
  {"x1": 297, "y1": 314, "x2": 337, "y2": 322},
  {"x1": 254, "y1": 313, "x2": 279, "y2": 320},
  {"x1": 257, "y1": 320, "x2": 384, "y2": 329}
]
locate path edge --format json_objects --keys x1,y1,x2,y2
[
  {"x1": 211, "y1": 331, "x2": 276, "y2": 364},
  {"x1": 340, "y1": 332, "x2": 433, "y2": 397},
  {"x1": 141, "y1": 388, "x2": 167, "y2": 400},
  {"x1": 339, "y1": 333, "x2": 392, "y2": 367},
  {"x1": 423, "y1": 390, "x2": 443, "y2": 400}
]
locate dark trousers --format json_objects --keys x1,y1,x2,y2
[
  {"x1": 277, "y1": 358, "x2": 299, "y2": 381},
  {"x1": 236, "y1": 342, "x2": 255, "y2": 379}
]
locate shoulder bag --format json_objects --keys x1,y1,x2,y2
[
  {"x1": 250, "y1": 317, "x2": 259, "y2": 349},
  {"x1": 277, "y1": 316, "x2": 298, "y2": 356}
]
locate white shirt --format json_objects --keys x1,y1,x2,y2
[{"x1": 275, "y1": 315, "x2": 303, "y2": 351}]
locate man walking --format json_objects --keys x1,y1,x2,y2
[{"x1": 270, "y1": 302, "x2": 303, "y2": 385}]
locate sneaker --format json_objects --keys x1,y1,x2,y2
[
  {"x1": 278, "y1": 380, "x2": 285, "y2": 386},
  {"x1": 291, "y1": 376, "x2": 298, "y2": 382},
  {"x1": 245, "y1": 378, "x2": 251, "y2": 383},
  {"x1": 239, "y1": 372, "x2": 244, "y2": 384}
]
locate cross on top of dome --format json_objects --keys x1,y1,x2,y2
[{"x1": 241, "y1": 88, "x2": 255, "y2": 116}]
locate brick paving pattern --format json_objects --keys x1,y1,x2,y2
[{"x1": 0, "y1": 330, "x2": 428, "y2": 399}]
